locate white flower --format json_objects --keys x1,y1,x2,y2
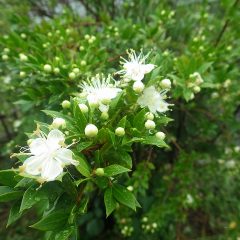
[
  {"x1": 117, "y1": 49, "x2": 155, "y2": 81},
  {"x1": 80, "y1": 75, "x2": 121, "y2": 112},
  {"x1": 21, "y1": 129, "x2": 78, "y2": 182},
  {"x1": 137, "y1": 86, "x2": 171, "y2": 114}
]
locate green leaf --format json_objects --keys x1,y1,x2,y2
[
  {"x1": 31, "y1": 209, "x2": 70, "y2": 231},
  {"x1": 72, "y1": 100, "x2": 87, "y2": 133},
  {"x1": 0, "y1": 169, "x2": 18, "y2": 187},
  {"x1": 20, "y1": 186, "x2": 48, "y2": 212},
  {"x1": 104, "y1": 188, "x2": 117, "y2": 217},
  {"x1": 112, "y1": 184, "x2": 138, "y2": 211},
  {"x1": 7, "y1": 201, "x2": 23, "y2": 227},
  {"x1": 47, "y1": 227, "x2": 74, "y2": 240},
  {"x1": 142, "y1": 136, "x2": 168, "y2": 148},
  {"x1": 104, "y1": 164, "x2": 130, "y2": 177},
  {"x1": 0, "y1": 186, "x2": 23, "y2": 202},
  {"x1": 61, "y1": 174, "x2": 77, "y2": 199},
  {"x1": 75, "y1": 155, "x2": 91, "y2": 177},
  {"x1": 117, "y1": 116, "x2": 127, "y2": 128},
  {"x1": 133, "y1": 108, "x2": 147, "y2": 130}
]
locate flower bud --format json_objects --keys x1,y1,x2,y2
[
  {"x1": 73, "y1": 68, "x2": 80, "y2": 74},
  {"x1": 145, "y1": 120, "x2": 156, "y2": 130},
  {"x1": 95, "y1": 167, "x2": 105, "y2": 176},
  {"x1": 155, "y1": 131, "x2": 165, "y2": 140},
  {"x1": 19, "y1": 71, "x2": 26, "y2": 78},
  {"x1": 88, "y1": 97, "x2": 99, "y2": 108},
  {"x1": 133, "y1": 81, "x2": 144, "y2": 93},
  {"x1": 19, "y1": 53, "x2": 28, "y2": 61},
  {"x1": 101, "y1": 112, "x2": 109, "y2": 120},
  {"x1": 115, "y1": 127, "x2": 125, "y2": 137},
  {"x1": 127, "y1": 186, "x2": 133, "y2": 191},
  {"x1": 79, "y1": 46, "x2": 85, "y2": 51},
  {"x1": 80, "y1": 60, "x2": 86, "y2": 66},
  {"x1": 193, "y1": 86, "x2": 201, "y2": 93},
  {"x1": 20, "y1": 33, "x2": 26, "y2": 39},
  {"x1": 69, "y1": 72, "x2": 76, "y2": 80},
  {"x1": 52, "y1": 118, "x2": 66, "y2": 129},
  {"x1": 145, "y1": 112, "x2": 154, "y2": 120},
  {"x1": 43, "y1": 64, "x2": 52, "y2": 72},
  {"x1": 2, "y1": 54, "x2": 8, "y2": 60},
  {"x1": 78, "y1": 103, "x2": 88, "y2": 113},
  {"x1": 61, "y1": 100, "x2": 71, "y2": 109},
  {"x1": 160, "y1": 79, "x2": 171, "y2": 89},
  {"x1": 85, "y1": 124, "x2": 98, "y2": 138},
  {"x1": 3, "y1": 48, "x2": 10, "y2": 53},
  {"x1": 53, "y1": 67, "x2": 60, "y2": 74}
]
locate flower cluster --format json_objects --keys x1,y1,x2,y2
[{"x1": 17, "y1": 50, "x2": 172, "y2": 183}]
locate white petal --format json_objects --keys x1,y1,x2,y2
[
  {"x1": 131, "y1": 72, "x2": 144, "y2": 81},
  {"x1": 47, "y1": 129, "x2": 65, "y2": 151},
  {"x1": 29, "y1": 138, "x2": 48, "y2": 156},
  {"x1": 24, "y1": 155, "x2": 45, "y2": 176},
  {"x1": 41, "y1": 158, "x2": 63, "y2": 181},
  {"x1": 142, "y1": 64, "x2": 155, "y2": 74},
  {"x1": 99, "y1": 103, "x2": 109, "y2": 113},
  {"x1": 55, "y1": 148, "x2": 78, "y2": 166}
]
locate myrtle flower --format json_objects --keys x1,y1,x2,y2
[
  {"x1": 80, "y1": 75, "x2": 121, "y2": 112},
  {"x1": 117, "y1": 49, "x2": 155, "y2": 81},
  {"x1": 20, "y1": 129, "x2": 78, "y2": 182},
  {"x1": 137, "y1": 86, "x2": 170, "y2": 114}
]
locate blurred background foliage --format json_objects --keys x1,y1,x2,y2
[{"x1": 0, "y1": 0, "x2": 240, "y2": 239}]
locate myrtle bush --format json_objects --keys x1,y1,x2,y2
[{"x1": 0, "y1": 0, "x2": 240, "y2": 239}]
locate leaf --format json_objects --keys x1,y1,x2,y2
[
  {"x1": 0, "y1": 169, "x2": 18, "y2": 187},
  {"x1": 0, "y1": 186, "x2": 23, "y2": 202},
  {"x1": 104, "y1": 188, "x2": 117, "y2": 217},
  {"x1": 75, "y1": 156, "x2": 91, "y2": 177},
  {"x1": 72, "y1": 100, "x2": 87, "y2": 133},
  {"x1": 112, "y1": 184, "x2": 138, "y2": 211},
  {"x1": 117, "y1": 116, "x2": 127, "y2": 128},
  {"x1": 31, "y1": 209, "x2": 70, "y2": 231},
  {"x1": 104, "y1": 164, "x2": 130, "y2": 177},
  {"x1": 142, "y1": 136, "x2": 168, "y2": 148},
  {"x1": 76, "y1": 142, "x2": 92, "y2": 152},
  {"x1": 133, "y1": 108, "x2": 147, "y2": 130},
  {"x1": 61, "y1": 174, "x2": 77, "y2": 199},
  {"x1": 7, "y1": 201, "x2": 23, "y2": 227},
  {"x1": 47, "y1": 227, "x2": 74, "y2": 240},
  {"x1": 20, "y1": 186, "x2": 48, "y2": 212}
]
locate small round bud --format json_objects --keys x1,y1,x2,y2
[
  {"x1": 3, "y1": 48, "x2": 10, "y2": 53},
  {"x1": 101, "y1": 112, "x2": 109, "y2": 120},
  {"x1": 211, "y1": 92, "x2": 219, "y2": 99},
  {"x1": 78, "y1": 103, "x2": 88, "y2": 113},
  {"x1": 19, "y1": 53, "x2": 28, "y2": 61},
  {"x1": 145, "y1": 112, "x2": 154, "y2": 120},
  {"x1": 53, "y1": 67, "x2": 60, "y2": 74},
  {"x1": 85, "y1": 124, "x2": 98, "y2": 138},
  {"x1": 160, "y1": 79, "x2": 171, "y2": 89},
  {"x1": 52, "y1": 118, "x2": 66, "y2": 129},
  {"x1": 101, "y1": 96, "x2": 111, "y2": 105},
  {"x1": 84, "y1": 34, "x2": 90, "y2": 40},
  {"x1": 43, "y1": 64, "x2": 52, "y2": 73},
  {"x1": 152, "y1": 223, "x2": 157, "y2": 228},
  {"x1": 80, "y1": 60, "x2": 86, "y2": 66},
  {"x1": 95, "y1": 168, "x2": 105, "y2": 176},
  {"x1": 133, "y1": 81, "x2": 144, "y2": 93},
  {"x1": 19, "y1": 71, "x2": 26, "y2": 78},
  {"x1": 79, "y1": 46, "x2": 85, "y2": 51},
  {"x1": 127, "y1": 186, "x2": 133, "y2": 191},
  {"x1": 145, "y1": 120, "x2": 156, "y2": 130},
  {"x1": 55, "y1": 56, "x2": 60, "y2": 62},
  {"x1": 193, "y1": 86, "x2": 201, "y2": 93},
  {"x1": 115, "y1": 127, "x2": 125, "y2": 137},
  {"x1": 2, "y1": 54, "x2": 8, "y2": 60},
  {"x1": 20, "y1": 33, "x2": 27, "y2": 39},
  {"x1": 155, "y1": 131, "x2": 165, "y2": 140},
  {"x1": 73, "y1": 68, "x2": 80, "y2": 74},
  {"x1": 69, "y1": 72, "x2": 76, "y2": 80},
  {"x1": 61, "y1": 100, "x2": 71, "y2": 109}
]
